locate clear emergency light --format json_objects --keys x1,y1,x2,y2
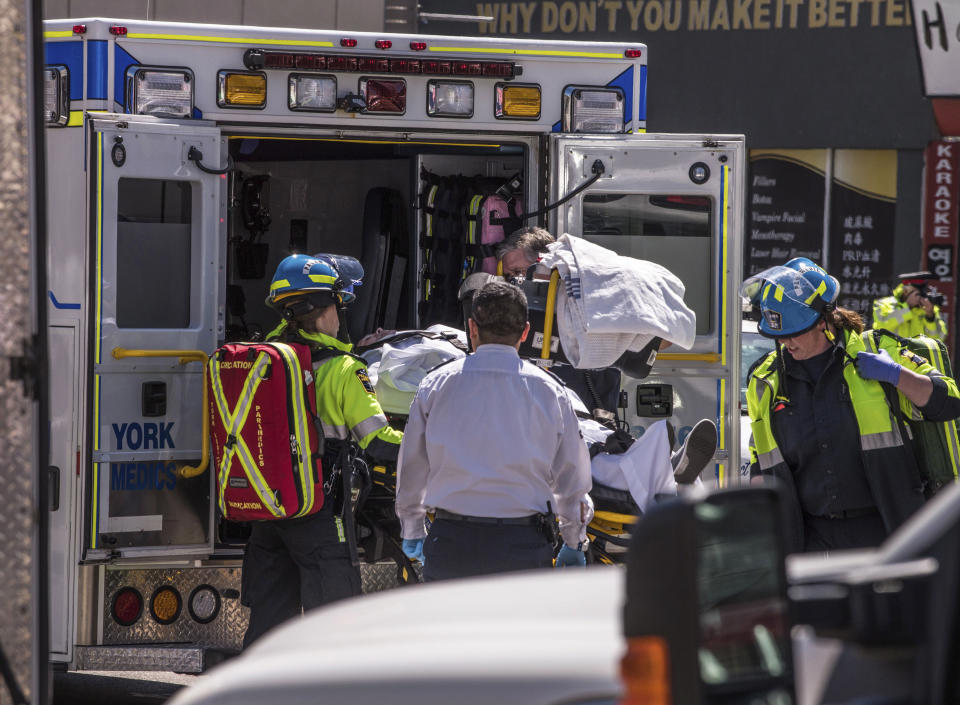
[
  {"x1": 562, "y1": 86, "x2": 625, "y2": 133},
  {"x1": 43, "y1": 65, "x2": 69, "y2": 126},
  {"x1": 495, "y1": 83, "x2": 541, "y2": 119},
  {"x1": 126, "y1": 68, "x2": 194, "y2": 119},
  {"x1": 218, "y1": 70, "x2": 267, "y2": 108},
  {"x1": 289, "y1": 73, "x2": 337, "y2": 112},
  {"x1": 427, "y1": 80, "x2": 473, "y2": 118},
  {"x1": 360, "y1": 78, "x2": 406, "y2": 113}
]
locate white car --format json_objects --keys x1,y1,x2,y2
[{"x1": 169, "y1": 568, "x2": 625, "y2": 705}]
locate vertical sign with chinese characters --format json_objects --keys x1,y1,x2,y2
[
  {"x1": 746, "y1": 150, "x2": 828, "y2": 276},
  {"x1": 827, "y1": 150, "x2": 898, "y2": 319},
  {"x1": 922, "y1": 141, "x2": 960, "y2": 352}
]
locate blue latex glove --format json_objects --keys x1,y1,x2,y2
[
  {"x1": 856, "y1": 349, "x2": 902, "y2": 386},
  {"x1": 401, "y1": 538, "x2": 425, "y2": 564},
  {"x1": 554, "y1": 544, "x2": 587, "y2": 568}
]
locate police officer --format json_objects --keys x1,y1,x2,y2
[
  {"x1": 744, "y1": 258, "x2": 960, "y2": 553},
  {"x1": 395, "y1": 281, "x2": 592, "y2": 580},
  {"x1": 872, "y1": 271, "x2": 947, "y2": 342},
  {"x1": 242, "y1": 253, "x2": 403, "y2": 646}
]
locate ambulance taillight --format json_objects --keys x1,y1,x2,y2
[
  {"x1": 619, "y1": 636, "x2": 672, "y2": 705},
  {"x1": 289, "y1": 74, "x2": 337, "y2": 112},
  {"x1": 360, "y1": 78, "x2": 406, "y2": 114},
  {"x1": 43, "y1": 66, "x2": 69, "y2": 126},
  {"x1": 150, "y1": 586, "x2": 183, "y2": 624},
  {"x1": 126, "y1": 68, "x2": 194, "y2": 119},
  {"x1": 427, "y1": 80, "x2": 474, "y2": 118},
  {"x1": 188, "y1": 585, "x2": 221, "y2": 624},
  {"x1": 562, "y1": 86, "x2": 625, "y2": 133},
  {"x1": 111, "y1": 587, "x2": 143, "y2": 626}
]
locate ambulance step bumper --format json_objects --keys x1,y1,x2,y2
[{"x1": 74, "y1": 645, "x2": 234, "y2": 673}]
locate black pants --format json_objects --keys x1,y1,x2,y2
[
  {"x1": 241, "y1": 506, "x2": 361, "y2": 647},
  {"x1": 422, "y1": 518, "x2": 554, "y2": 582},
  {"x1": 803, "y1": 513, "x2": 887, "y2": 553}
]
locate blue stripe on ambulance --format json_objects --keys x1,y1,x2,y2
[
  {"x1": 552, "y1": 65, "x2": 636, "y2": 132},
  {"x1": 114, "y1": 44, "x2": 137, "y2": 109},
  {"x1": 87, "y1": 40, "x2": 108, "y2": 100},
  {"x1": 45, "y1": 41, "x2": 84, "y2": 100}
]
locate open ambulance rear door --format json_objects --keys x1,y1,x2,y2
[
  {"x1": 84, "y1": 114, "x2": 225, "y2": 560},
  {"x1": 549, "y1": 134, "x2": 745, "y2": 485}
]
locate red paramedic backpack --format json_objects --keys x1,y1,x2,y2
[{"x1": 208, "y1": 342, "x2": 324, "y2": 522}]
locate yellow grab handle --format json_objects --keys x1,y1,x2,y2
[
  {"x1": 111, "y1": 348, "x2": 210, "y2": 478},
  {"x1": 655, "y1": 352, "x2": 722, "y2": 363},
  {"x1": 541, "y1": 269, "x2": 560, "y2": 360}
]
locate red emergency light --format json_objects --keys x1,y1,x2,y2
[
  {"x1": 244, "y1": 48, "x2": 517, "y2": 79},
  {"x1": 109, "y1": 25, "x2": 128, "y2": 36},
  {"x1": 624, "y1": 49, "x2": 642, "y2": 58},
  {"x1": 410, "y1": 41, "x2": 427, "y2": 51},
  {"x1": 361, "y1": 78, "x2": 406, "y2": 113},
  {"x1": 340, "y1": 38, "x2": 357, "y2": 48},
  {"x1": 375, "y1": 39, "x2": 393, "y2": 50},
  {"x1": 72, "y1": 24, "x2": 87, "y2": 34}
]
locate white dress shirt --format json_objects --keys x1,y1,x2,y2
[{"x1": 395, "y1": 344, "x2": 593, "y2": 547}]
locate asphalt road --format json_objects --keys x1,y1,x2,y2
[{"x1": 53, "y1": 670, "x2": 198, "y2": 705}]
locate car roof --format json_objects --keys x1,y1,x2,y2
[{"x1": 171, "y1": 567, "x2": 625, "y2": 705}]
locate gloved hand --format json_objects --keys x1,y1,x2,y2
[
  {"x1": 401, "y1": 538, "x2": 425, "y2": 564},
  {"x1": 856, "y1": 349, "x2": 902, "y2": 386},
  {"x1": 554, "y1": 544, "x2": 587, "y2": 568}
]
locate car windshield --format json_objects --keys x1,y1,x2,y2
[{"x1": 741, "y1": 323, "x2": 773, "y2": 408}]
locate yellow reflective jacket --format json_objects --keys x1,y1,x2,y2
[{"x1": 872, "y1": 284, "x2": 947, "y2": 341}]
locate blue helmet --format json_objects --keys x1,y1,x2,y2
[
  {"x1": 740, "y1": 258, "x2": 839, "y2": 339},
  {"x1": 266, "y1": 254, "x2": 364, "y2": 311}
]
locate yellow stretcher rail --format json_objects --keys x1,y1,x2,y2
[
  {"x1": 111, "y1": 348, "x2": 209, "y2": 478},
  {"x1": 541, "y1": 269, "x2": 561, "y2": 360},
  {"x1": 655, "y1": 352, "x2": 722, "y2": 363}
]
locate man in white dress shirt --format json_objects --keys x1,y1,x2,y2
[{"x1": 395, "y1": 281, "x2": 593, "y2": 581}]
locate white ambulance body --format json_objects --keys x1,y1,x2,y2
[{"x1": 42, "y1": 17, "x2": 745, "y2": 671}]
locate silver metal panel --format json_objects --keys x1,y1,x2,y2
[
  {"x1": 99, "y1": 562, "x2": 409, "y2": 654},
  {"x1": 75, "y1": 645, "x2": 204, "y2": 673},
  {"x1": 0, "y1": 0, "x2": 40, "y2": 700}
]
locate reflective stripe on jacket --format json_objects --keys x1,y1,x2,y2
[{"x1": 872, "y1": 285, "x2": 947, "y2": 341}]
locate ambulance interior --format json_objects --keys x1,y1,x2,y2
[{"x1": 222, "y1": 136, "x2": 527, "y2": 344}]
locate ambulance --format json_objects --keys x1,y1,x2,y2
[{"x1": 42, "y1": 17, "x2": 745, "y2": 670}]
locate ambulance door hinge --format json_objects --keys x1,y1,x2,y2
[
  {"x1": 702, "y1": 138, "x2": 720, "y2": 148},
  {"x1": 8, "y1": 334, "x2": 39, "y2": 400}
]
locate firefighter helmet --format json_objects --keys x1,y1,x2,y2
[{"x1": 740, "y1": 258, "x2": 839, "y2": 338}]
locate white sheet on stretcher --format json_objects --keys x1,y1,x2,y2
[{"x1": 538, "y1": 234, "x2": 697, "y2": 369}]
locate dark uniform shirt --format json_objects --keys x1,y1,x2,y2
[{"x1": 772, "y1": 346, "x2": 877, "y2": 518}]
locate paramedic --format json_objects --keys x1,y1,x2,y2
[
  {"x1": 242, "y1": 254, "x2": 404, "y2": 647},
  {"x1": 871, "y1": 271, "x2": 947, "y2": 342},
  {"x1": 395, "y1": 281, "x2": 592, "y2": 580},
  {"x1": 744, "y1": 258, "x2": 960, "y2": 554},
  {"x1": 496, "y1": 225, "x2": 555, "y2": 278}
]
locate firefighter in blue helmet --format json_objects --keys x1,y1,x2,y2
[
  {"x1": 241, "y1": 254, "x2": 403, "y2": 647},
  {"x1": 742, "y1": 257, "x2": 960, "y2": 553}
]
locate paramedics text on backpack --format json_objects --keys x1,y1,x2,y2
[{"x1": 208, "y1": 342, "x2": 325, "y2": 521}]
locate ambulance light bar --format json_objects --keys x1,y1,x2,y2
[
  {"x1": 562, "y1": 86, "x2": 624, "y2": 133},
  {"x1": 427, "y1": 80, "x2": 473, "y2": 118},
  {"x1": 43, "y1": 65, "x2": 69, "y2": 126},
  {"x1": 126, "y1": 67, "x2": 194, "y2": 119},
  {"x1": 360, "y1": 78, "x2": 406, "y2": 113},
  {"x1": 244, "y1": 48, "x2": 518, "y2": 79},
  {"x1": 495, "y1": 83, "x2": 541, "y2": 119},
  {"x1": 289, "y1": 73, "x2": 337, "y2": 112},
  {"x1": 218, "y1": 70, "x2": 267, "y2": 108}
]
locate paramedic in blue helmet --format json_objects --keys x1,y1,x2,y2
[
  {"x1": 742, "y1": 258, "x2": 960, "y2": 554},
  {"x1": 395, "y1": 280, "x2": 593, "y2": 580},
  {"x1": 241, "y1": 254, "x2": 404, "y2": 647}
]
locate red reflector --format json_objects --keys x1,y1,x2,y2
[
  {"x1": 359, "y1": 57, "x2": 390, "y2": 72},
  {"x1": 389, "y1": 58, "x2": 421, "y2": 73},
  {"x1": 109, "y1": 25, "x2": 127, "y2": 36},
  {"x1": 375, "y1": 39, "x2": 393, "y2": 50},
  {"x1": 453, "y1": 61, "x2": 482, "y2": 76},
  {"x1": 72, "y1": 24, "x2": 87, "y2": 34},
  {"x1": 327, "y1": 56, "x2": 358, "y2": 71},
  {"x1": 363, "y1": 78, "x2": 406, "y2": 113},
  {"x1": 410, "y1": 41, "x2": 427, "y2": 51},
  {"x1": 625, "y1": 49, "x2": 643, "y2": 58},
  {"x1": 340, "y1": 38, "x2": 357, "y2": 48},
  {"x1": 422, "y1": 60, "x2": 451, "y2": 75},
  {"x1": 112, "y1": 587, "x2": 143, "y2": 627}
]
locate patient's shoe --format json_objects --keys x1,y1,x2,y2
[{"x1": 671, "y1": 419, "x2": 717, "y2": 484}]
